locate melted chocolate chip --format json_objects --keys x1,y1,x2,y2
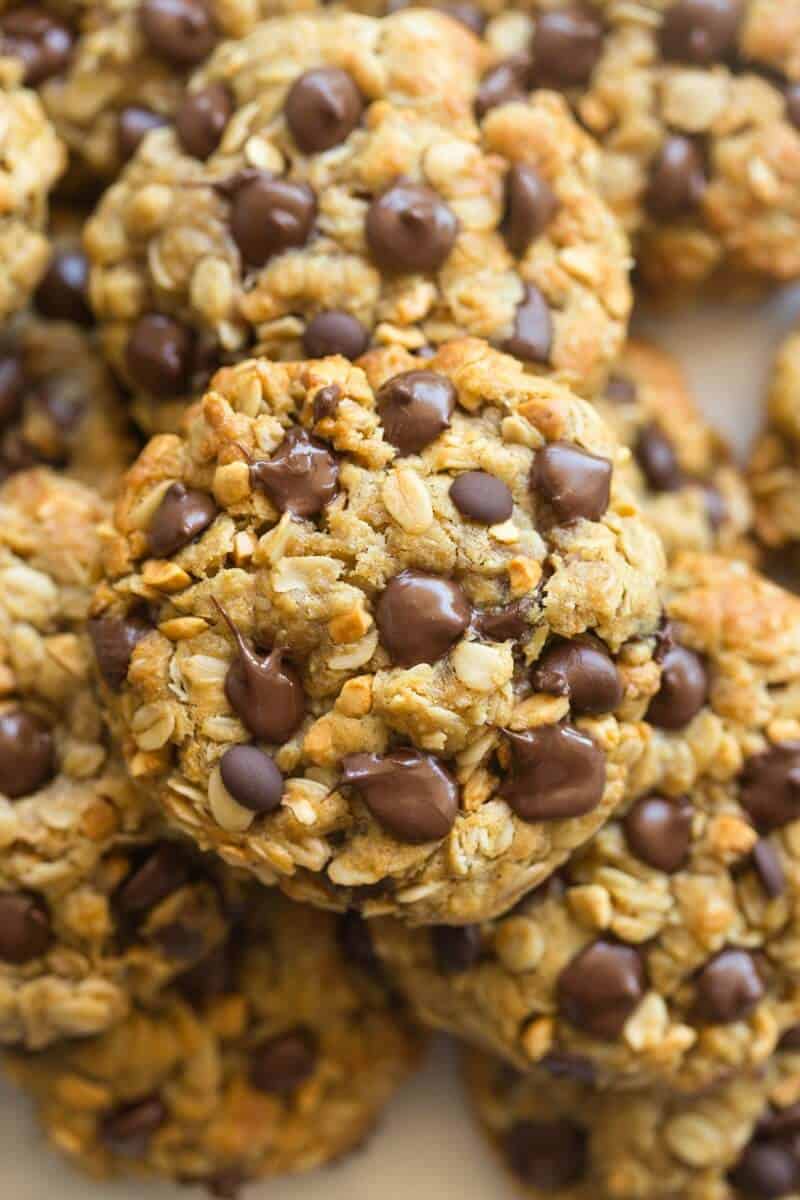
[
  {"x1": 176, "y1": 82, "x2": 233, "y2": 159},
  {"x1": 635, "y1": 423, "x2": 683, "y2": 492},
  {"x1": 501, "y1": 724, "x2": 606, "y2": 821},
  {"x1": 729, "y1": 1141, "x2": 799, "y2": 1199},
  {"x1": 646, "y1": 136, "x2": 707, "y2": 219},
  {"x1": 531, "y1": 6, "x2": 604, "y2": 88},
  {"x1": 375, "y1": 569, "x2": 471, "y2": 666},
  {"x1": 503, "y1": 284, "x2": 553, "y2": 364},
  {"x1": 100, "y1": 1096, "x2": 168, "y2": 1157},
  {"x1": 378, "y1": 369, "x2": 456, "y2": 455},
  {"x1": 250, "y1": 427, "x2": 339, "y2": 518},
  {"x1": 366, "y1": 181, "x2": 459, "y2": 274},
  {"x1": 646, "y1": 643, "x2": 708, "y2": 730},
  {"x1": 250, "y1": 1030, "x2": 317, "y2": 1094},
  {"x1": 0, "y1": 709, "x2": 54, "y2": 799},
  {"x1": 694, "y1": 948, "x2": 765, "y2": 1024},
  {"x1": 0, "y1": 892, "x2": 50, "y2": 963},
  {"x1": 139, "y1": 0, "x2": 217, "y2": 66},
  {"x1": 148, "y1": 482, "x2": 218, "y2": 557},
  {"x1": 285, "y1": 68, "x2": 364, "y2": 154},
  {"x1": 624, "y1": 794, "x2": 693, "y2": 874},
  {"x1": 432, "y1": 924, "x2": 482, "y2": 973},
  {"x1": 558, "y1": 939, "x2": 646, "y2": 1040},
  {"x1": 118, "y1": 106, "x2": 169, "y2": 162},
  {"x1": 0, "y1": 8, "x2": 73, "y2": 85},
  {"x1": 219, "y1": 744, "x2": 283, "y2": 813},
  {"x1": 660, "y1": 0, "x2": 742, "y2": 65},
  {"x1": 740, "y1": 743, "x2": 800, "y2": 832},
  {"x1": 0, "y1": 353, "x2": 25, "y2": 427},
  {"x1": 530, "y1": 441, "x2": 612, "y2": 522},
  {"x1": 531, "y1": 635, "x2": 623, "y2": 716},
  {"x1": 230, "y1": 174, "x2": 316, "y2": 267},
  {"x1": 752, "y1": 839, "x2": 785, "y2": 899},
  {"x1": 217, "y1": 606, "x2": 305, "y2": 744},
  {"x1": 115, "y1": 843, "x2": 190, "y2": 916},
  {"x1": 503, "y1": 165, "x2": 559, "y2": 258},
  {"x1": 474, "y1": 599, "x2": 531, "y2": 643},
  {"x1": 34, "y1": 249, "x2": 93, "y2": 327},
  {"x1": 450, "y1": 470, "x2": 513, "y2": 525},
  {"x1": 505, "y1": 1119, "x2": 588, "y2": 1190},
  {"x1": 475, "y1": 55, "x2": 532, "y2": 119},
  {"x1": 302, "y1": 311, "x2": 369, "y2": 360},
  {"x1": 126, "y1": 313, "x2": 194, "y2": 397},
  {"x1": 88, "y1": 614, "x2": 150, "y2": 691},
  {"x1": 342, "y1": 748, "x2": 458, "y2": 843}
]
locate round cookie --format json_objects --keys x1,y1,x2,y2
[
  {"x1": 89, "y1": 339, "x2": 664, "y2": 926},
  {"x1": 373, "y1": 553, "x2": 800, "y2": 1090},
  {"x1": 749, "y1": 327, "x2": 800, "y2": 553},
  {"x1": 83, "y1": 10, "x2": 631, "y2": 433},
  {"x1": 5, "y1": 892, "x2": 424, "y2": 1191},
  {"x1": 600, "y1": 338, "x2": 753, "y2": 561},
  {"x1": 480, "y1": 0, "x2": 800, "y2": 293},
  {"x1": 464, "y1": 1033, "x2": 800, "y2": 1200}
]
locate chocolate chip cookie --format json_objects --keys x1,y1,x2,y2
[
  {"x1": 481, "y1": 0, "x2": 800, "y2": 292},
  {"x1": 600, "y1": 338, "x2": 753, "y2": 562},
  {"x1": 464, "y1": 1032, "x2": 800, "y2": 1199},
  {"x1": 372, "y1": 553, "x2": 800, "y2": 1089},
  {"x1": 83, "y1": 9, "x2": 631, "y2": 432},
  {"x1": 6, "y1": 892, "x2": 424, "y2": 1190},
  {"x1": 749, "y1": 326, "x2": 800, "y2": 554},
  {"x1": 90, "y1": 339, "x2": 664, "y2": 925}
]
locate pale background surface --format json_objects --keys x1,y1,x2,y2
[{"x1": 4, "y1": 284, "x2": 800, "y2": 1199}]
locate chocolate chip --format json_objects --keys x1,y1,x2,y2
[
  {"x1": 530, "y1": 441, "x2": 612, "y2": 522},
  {"x1": 219, "y1": 744, "x2": 283, "y2": 813},
  {"x1": 693, "y1": 948, "x2": 765, "y2": 1024},
  {"x1": 148, "y1": 482, "x2": 218, "y2": 557},
  {"x1": 118, "y1": 106, "x2": 169, "y2": 162},
  {"x1": 217, "y1": 606, "x2": 305, "y2": 744},
  {"x1": 505, "y1": 1119, "x2": 588, "y2": 1190},
  {"x1": 176, "y1": 82, "x2": 233, "y2": 159},
  {"x1": 531, "y1": 635, "x2": 623, "y2": 716},
  {"x1": 558, "y1": 939, "x2": 646, "y2": 1040},
  {"x1": 337, "y1": 911, "x2": 378, "y2": 974},
  {"x1": 474, "y1": 599, "x2": 531, "y2": 643},
  {"x1": 450, "y1": 471, "x2": 513, "y2": 525},
  {"x1": 250, "y1": 1030, "x2": 317, "y2": 1095},
  {"x1": 313, "y1": 383, "x2": 341, "y2": 423},
  {"x1": 646, "y1": 643, "x2": 708, "y2": 730},
  {"x1": 758, "y1": 1104, "x2": 800, "y2": 1139},
  {"x1": 779, "y1": 1024, "x2": 800, "y2": 1051},
  {"x1": 503, "y1": 165, "x2": 559, "y2": 258},
  {"x1": 432, "y1": 925, "x2": 482, "y2": 974},
  {"x1": 230, "y1": 174, "x2": 316, "y2": 267},
  {"x1": 752, "y1": 840, "x2": 786, "y2": 899},
  {"x1": 250, "y1": 427, "x2": 339, "y2": 518},
  {"x1": 139, "y1": 0, "x2": 217, "y2": 66},
  {"x1": 126, "y1": 313, "x2": 194, "y2": 397},
  {"x1": 378, "y1": 369, "x2": 456, "y2": 455},
  {"x1": 100, "y1": 1096, "x2": 168, "y2": 1157},
  {"x1": 0, "y1": 353, "x2": 25, "y2": 428},
  {"x1": 646, "y1": 136, "x2": 707, "y2": 219},
  {"x1": 475, "y1": 55, "x2": 532, "y2": 119},
  {"x1": 88, "y1": 614, "x2": 150, "y2": 691},
  {"x1": 34, "y1": 248, "x2": 93, "y2": 327},
  {"x1": 729, "y1": 1141, "x2": 799, "y2": 1199},
  {"x1": 787, "y1": 85, "x2": 800, "y2": 131},
  {"x1": 302, "y1": 311, "x2": 369, "y2": 360},
  {"x1": 375, "y1": 569, "x2": 471, "y2": 666},
  {"x1": 606, "y1": 374, "x2": 637, "y2": 404},
  {"x1": 741, "y1": 743, "x2": 800, "y2": 833},
  {"x1": 0, "y1": 893, "x2": 50, "y2": 963},
  {"x1": 503, "y1": 284, "x2": 553, "y2": 364},
  {"x1": 178, "y1": 941, "x2": 234, "y2": 1008},
  {"x1": 624, "y1": 794, "x2": 693, "y2": 873},
  {"x1": 0, "y1": 8, "x2": 73, "y2": 85},
  {"x1": 660, "y1": 0, "x2": 742, "y2": 65},
  {"x1": 115, "y1": 843, "x2": 190, "y2": 916},
  {"x1": 0, "y1": 709, "x2": 55, "y2": 799},
  {"x1": 501, "y1": 724, "x2": 606, "y2": 821},
  {"x1": 285, "y1": 68, "x2": 364, "y2": 154},
  {"x1": 531, "y1": 6, "x2": 604, "y2": 88},
  {"x1": 341, "y1": 748, "x2": 459, "y2": 843},
  {"x1": 366, "y1": 181, "x2": 459, "y2": 274},
  {"x1": 635, "y1": 423, "x2": 683, "y2": 492}
]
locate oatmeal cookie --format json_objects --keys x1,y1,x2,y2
[
  {"x1": 372, "y1": 553, "x2": 800, "y2": 1090},
  {"x1": 748, "y1": 327, "x2": 800, "y2": 552},
  {"x1": 6, "y1": 893, "x2": 424, "y2": 1190},
  {"x1": 83, "y1": 10, "x2": 630, "y2": 432},
  {"x1": 600, "y1": 338, "x2": 753, "y2": 561},
  {"x1": 479, "y1": 0, "x2": 800, "y2": 292},
  {"x1": 464, "y1": 1033, "x2": 800, "y2": 1200},
  {"x1": 90, "y1": 339, "x2": 664, "y2": 926}
]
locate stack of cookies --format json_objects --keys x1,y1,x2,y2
[{"x1": 2, "y1": 2, "x2": 800, "y2": 1197}]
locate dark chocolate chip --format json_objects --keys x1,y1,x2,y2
[
  {"x1": 558, "y1": 939, "x2": 646, "y2": 1040},
  {"x1": 0, "y1": 892, "x2": 50, "y2": 964},
  {"x1": 217, "y1": 606, "x2": 305, "y2": 744},
  {"x1": 176, "y1": 82, "x2": 233, "y2": 159},
  {"x1": 475, "y1": 55, "x2": 532, "y2": 119},
  {"x1": 219, "y1": 744, "x2": 283, "y2": 814},
  {"x1": 118, "y1": 106, "x2": 169, "y2": 162},
  {"x1": 147, "y1": 482, "x2": 218, "y2": 557},
  {"x1": 250, "y1": 427, "x2": 339, "y2": 518},
  {"x1": 34, "y1": 248, "x2": 93, "y2": 327},
  {"x1": 605, "y1": 373, "x2": 637, "y2": 404},
  {"x1": 88, "y1": 614, "x2": 150, "y2": 691},
  {"x1": 230, "y1": 174, "x2": 316, "y2": 267},
  {"x1": 0, "y1": 353, "x2": 25, "y2": 428},
  {"x1": 635, "y1": 423, "x2": 683, "y2": 492},
  {"x1": 341, "y1": 748, "x2": 459, "y2": 843},
  {"x1": 474, "y1": 599, "x2": 531, "y2": 643},
  {"x1": 503, "y1": 165, "x2": 559, "y2": 258},
  {"x1": 757, "y1": 1102, "x2": 800, "y2": 1139},
  {"x1": 0, "y1": 709, "x2": 54, "y2": 799},
  {"x1": 337, "y1": 911, "x2": 378, "y2": 974},
  {"x1": 0, "y1": 8, "x2": 73, "y2": 85},
  {"x1": 531, "y1": 635, "x2": 623, "y2": 716},
  {"x1": 531, "y1": 6, "x2": 604, "y2": 88},
  {"x1": 285, "y1": 67, "x2": 364, "y2": 154},
  {"x1": 126, "y1": 313, "x2": 194, "y2": 397},
  {"x1": 624, "y1": 794, "x2": 693, "y2": 873},
  {"x1": 375, "y1": 569, "x2": 471, "y2": 666},
  {"x1": 115, "y1": 843, "x2": 190, "y2": 916},
  {"x1": 100, "y1": 1096, "x2": 168, "y2": 1157},
  {"x1": 366, "y1": 181, "x2": 459, "y2": 274},
  {"x1": 139, "y1": 0, "x2": 217, "y2": 66},
  {"x1": 503, "y1": 284, "x2": 553, "y2": 364},
  {"x1": 302, "y1": 311, "x2": 369, "y2": 360},
  {"x1": 377, "y1": 369, "x2": 456, "y2": 455},
  {"x1": 505, "y1": 1119, "x2": 589, "y2": 1190},
  {"x1": 250, "y1": 1030, "x2": 317, "y2": 1094},
  {"x1": 450, "y1": 470, "x2": 513, "y2": 525},
  {"x1": 693, "y1": 948, "x2": 765, "y2": 1024},
  {"x1": 432, "y1": 925, "x2": 482, "y2": 974},
  {"x1": 646, "y1": 136, "x2": 707, "y2": 219},
  {"x1": 740, "y1": 743, "x2": 800, "y2": 833},
  {"x1": 501, "y1": 724, "x2": 606, "y2": 821},
  {"x1": 752, "y1": 840, "x2": 786, "y2": 899},
  {"x1": 729, "y1": 1141, "x2": 799, "y2": 1199},
  {"x1": 646, "y1": 643, "x2": 708, "y2": 730},
  {"x1": 313, "y1": 383, "x2": 341, "y2": 423},
  {"x1": 660, "y1": 0, "x2": 742, "y2": 65},
  {"x1": 530, "y1": 441, "x2": 612, "y2": 522},
  {"x1": 178, "y1": 941, "x2": 234, "y2": 1009},
  {"x1": 779, "y1": 1024, "x2": 800, "y2": 1051}
]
